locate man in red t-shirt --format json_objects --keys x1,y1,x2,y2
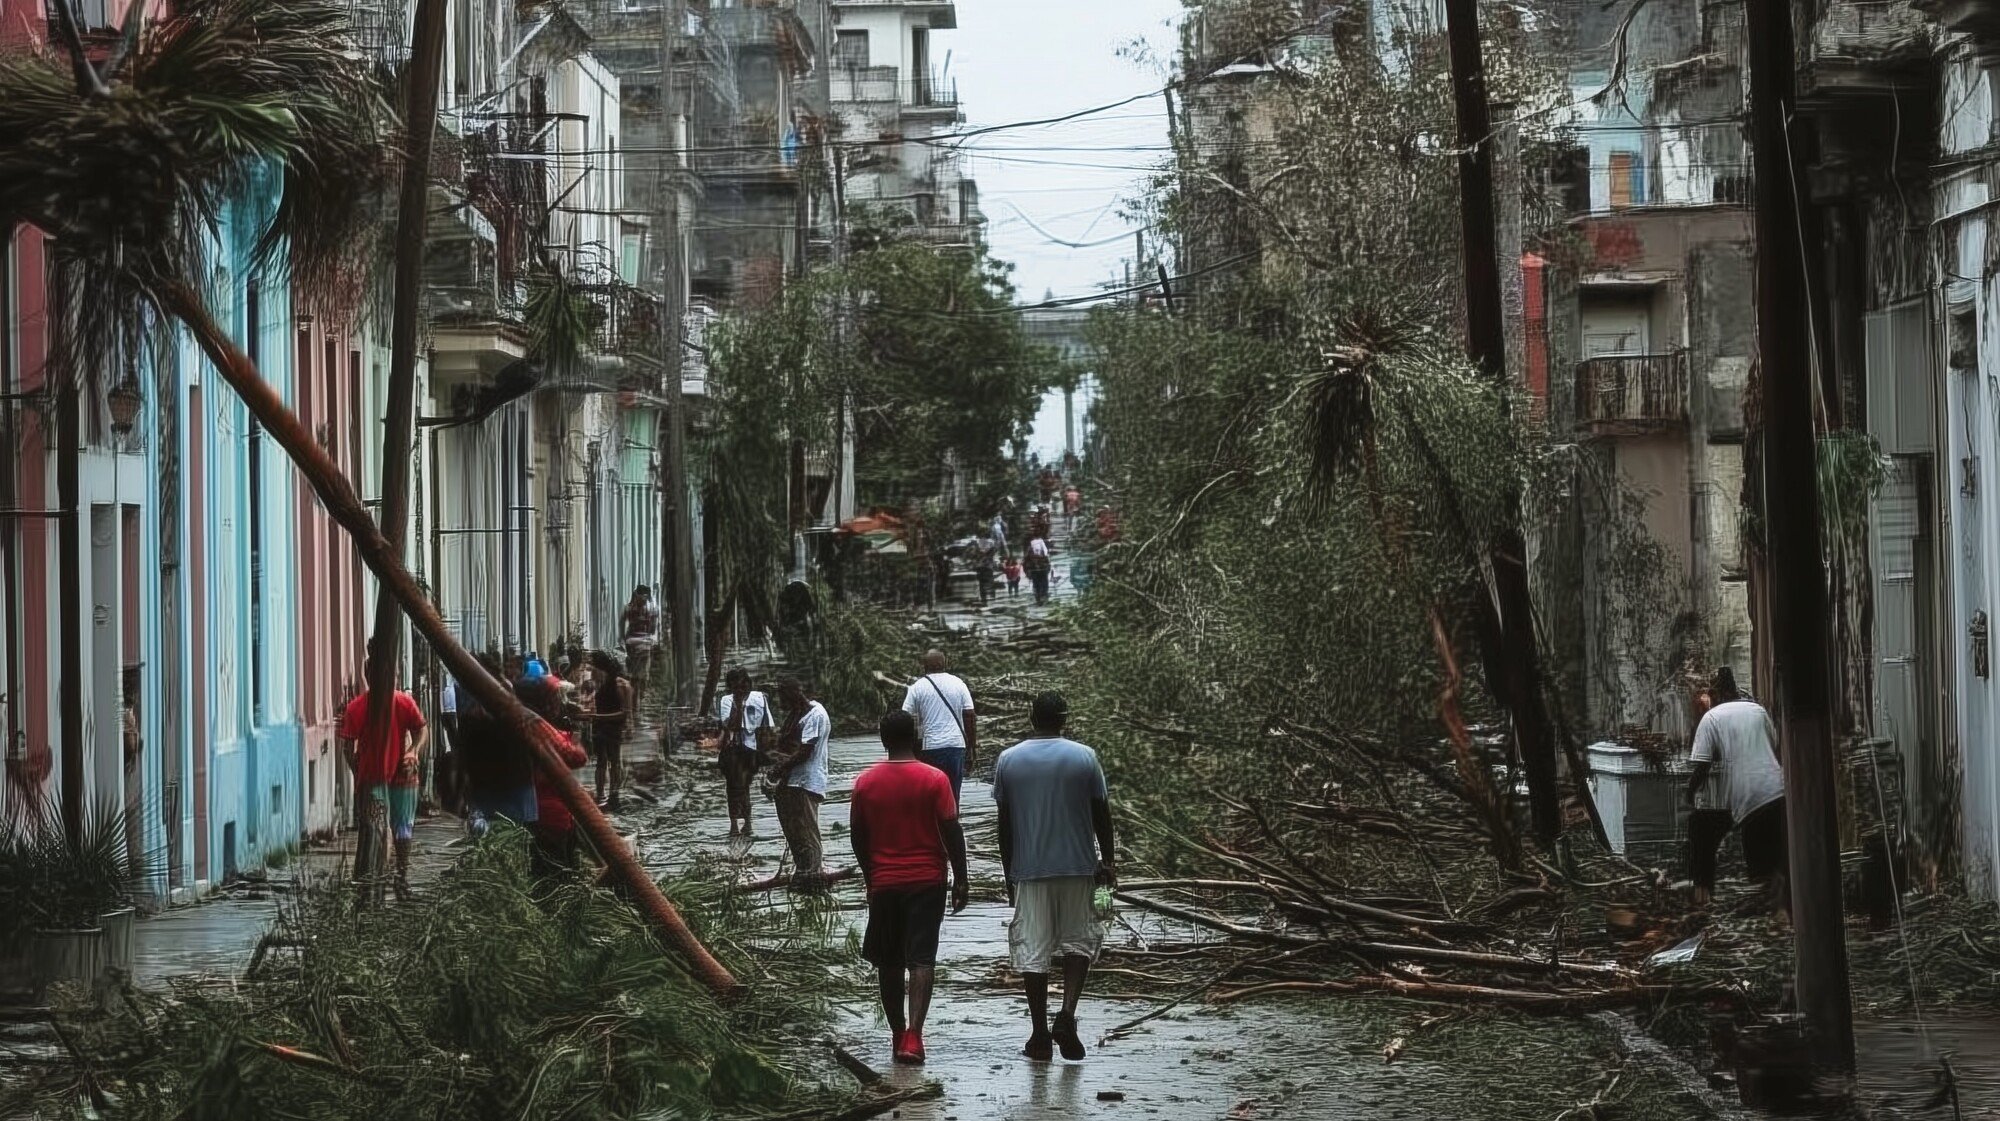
[
  {"x1": 337, "y1": 641, "x2": 429, "y2": 901},
  {"x1": 850, "y1": 710, "x2": 969, "y2": 1066}
]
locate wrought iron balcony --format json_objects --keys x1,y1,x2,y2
[{"x1": 1575, "y1": 351, "x2": 1689, "y2": 435}]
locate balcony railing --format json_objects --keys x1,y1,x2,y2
[
  {"x1": 904, "y1": 71, "x2": 958, "y2": 111},
  {"x1": 1575, "y1": 351, "x2": 1689, "y2": 434},
  {"x1": 832, "y1": 64, "x2": 900, "y2": 104}
]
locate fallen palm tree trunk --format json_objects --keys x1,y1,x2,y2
[
  {"x1": 1209, "y1": 976, "x2": 1724, "y2": 1012},
  {"x1": 1200, "y1": 976, "x2": 1736, "y2": 1012},
  {"x1": 161, "y1": 284, "x2": 738, "y2": 997}
]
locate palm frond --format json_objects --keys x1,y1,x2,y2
[{"x1": 0, "y1": 0, "x2": 396, "y2": 387}]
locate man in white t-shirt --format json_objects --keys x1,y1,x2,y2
[
  {"x1": 770, "y1": 678, "x2": 832, "y2": 883},
  {"x1": 901, "y1": 650, "x2": 977, "y2": 802},
  {"x1": 1683, "y1": 667, "x2": 1788, "y2": 917}
]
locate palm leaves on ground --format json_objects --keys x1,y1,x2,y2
[
  {"x1": 8, "y1": 839, "x2": 818, "y2": 1120},
  {"x1": 0, "y1": 0, "x2": 394, "y2": 386}
]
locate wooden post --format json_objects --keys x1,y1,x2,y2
[
  {"x1": 1442, "y1": 0, "x2": 1563, "y2": 845},
  {"x1": 1744, "y1": 0, "x2": 1856, "y2": 1079},
  {"x1": 659, "y1": 0, "x2": 699, "y2": 707},
  {"x1": 363, "y1": 0, "x2": 450, "y2": 720}
]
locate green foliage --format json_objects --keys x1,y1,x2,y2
[
  {"x1": 0, "y1": 801, "x2": 140, "y2": 942},
  {"x1": 783, "y1": 592, "x2": 920, "y2": 730},
  {"x1": 1070, "y1": 302, "x2": 1539, "y2": 856},
  {"x1": 701, "y1": 223, "x2": 1060, "y2": 625},
  {"x1": 0, "y1": 0, "x2": 396, "y2": 385},
  {"x1": 839, "y1": 228, "x2": 1055, "y2": 506},
  {"x1": 1817, "y1": 428, "x2": 1890, "y2": 544},
  {"x1": 18, "y1": 834, "x2": 833, "y2": 1121}
]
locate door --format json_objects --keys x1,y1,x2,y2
[{"x1": 1581, "y1": 303, "x2": 1651, "y2": 357}]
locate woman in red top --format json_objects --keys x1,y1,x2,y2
[
  {"x1": 850, "y1": 710, "x2": 970, "y2": 1066},
  {"x1": 515, "y1": 676, "x2": 589, "y2": 878}
]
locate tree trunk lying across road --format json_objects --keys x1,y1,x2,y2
[
  {"x1": 159, "y1": 280, "x2": 739, "y2": 998},
  {"x1": 1210, "y1": 977, "x2": 1727, "y2": 1012},
  {"x1": 1114, "y1": 890, "x2": 1632, "y2": 978}
]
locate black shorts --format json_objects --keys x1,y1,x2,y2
[
  {"x1": 862, "y1": 884, "x2": 948, "y2": 970},
  {"x1": 1740, "y1": 798, "x2": 1789, "y2": 880},
  {"x1": 596, "y1": 720, "x2": 625, "y2": 765}
]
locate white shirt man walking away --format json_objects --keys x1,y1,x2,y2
[
  {"x1": 901, "y1": 649, "x2": 977, "y2": 802},
  {"x1": 1683, "y1": 666, "x2": 1788, "y2": 918},
  {"x1": 992, "y1": 691, "x2": 1116, "y2": 1062}
]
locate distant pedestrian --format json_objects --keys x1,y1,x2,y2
[
  {"x1": 1683, "y1": 666, "x2": 1789, "y2": 919},
  {"x1": 993, "y1": 692, "x2": 1116, "y2": 1062},
  {"x1": 587, "y1": 651, "x2": 633, "y2": 811},
  {"x1": 900, "y1": 650, "x2": 977, "y2": 803},
  {"x1": 972, "y1": 528, "x2": 1000, "y2": 606},
  {"x1": 460, "y1": 658, "x2": 539, "y2": 837},
  {"x1": 437, "y1": 674, "x2": 463, "y2": 814},
  {"x1": 1062, "y1": 484, "x2": 1081, "y2": 525},
  {"x1": 767, "y1": 679, "x2": 832, "y2": 883},
  {"x1": 990, "y1": 510, "x2": 1008, "y2": 555},
  {"x1": 715, "y1": 668, "x2": 773, "y2": 837},
  {"x1": 851, "y1": 710, "x2": 969, "y2": 1066},
  {"x1": 622, "y1": 585, "x2": 661, "y2": 702},
  {"x1": 1025, "y1": 533, "x2": 1053, "y2": 605},
  {"x1": 516, "y1": 675, "x2": 589, "y2": 879},
  {"x1": 337, "y1": 639, "x2": 430, "y2": 902}
]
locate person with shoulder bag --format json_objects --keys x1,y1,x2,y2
[{"x1": 714, "y1": 668, "x2": 773, "y2": 838}]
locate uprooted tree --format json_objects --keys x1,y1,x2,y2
[
  {"x1": 1117, "y1": 0, "x2": 1591, "y2": 861},
  {"x1": 0, "y1": 0, "x2": 735, "y2": 992}
]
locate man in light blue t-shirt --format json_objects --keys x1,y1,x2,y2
[{"x1": 992, "y1": 692, "x2": 1116, "y2": 1063}]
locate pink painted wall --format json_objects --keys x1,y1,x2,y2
[
  {"x1": 294, "y1": 317, "x2": 364, "y2": 834},
  {"x1": 5, "y1": 223, "x2": 54, "y2": 806}
]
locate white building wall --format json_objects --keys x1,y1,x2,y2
[{"x1": 1937, "y1": 45, "x2": 2000, "y2": 897}]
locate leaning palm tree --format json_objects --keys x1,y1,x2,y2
[{"x1": 0, "y1": 0, "x2": 736, "y2": 993}]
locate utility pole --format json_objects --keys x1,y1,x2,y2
[
  {"x1": 1745, "y1": 0, "x2": 1857, "y2": 1079},
  {"x1": 1441, "y1": 0, "x2": 1564, "y2": 845},
  {"x1": 658, "y1": 0, "x2": 698, "y2": 707}
]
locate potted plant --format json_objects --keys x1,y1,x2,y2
[{"x1": 0, "y1": 801, "x2": 142, "y2": 1004}]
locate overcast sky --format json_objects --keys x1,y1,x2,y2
[
  {"x1": 948, "y1": 0, "x2": 1183, "y2": 304},
  {"x1": 944, "y1": 1, "x2": 1182, "y2": 460}
]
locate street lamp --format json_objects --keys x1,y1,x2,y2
[{"x1": 107, "y1": 378, "x2": 144, "y2": 437}]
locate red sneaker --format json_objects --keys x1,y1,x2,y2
[{"x1": 894, "y1": 1029, "x2": 925, "y2": 1065}]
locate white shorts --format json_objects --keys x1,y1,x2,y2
[{"x1": 1007, "y1": 875, "x2": 1103, "y2": 974}]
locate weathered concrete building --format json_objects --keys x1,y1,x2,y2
[
  {"x1": 828, "y1": 0, "x2": 983, "y2": 245},
  {"x1": 1533, "y1": 0, "x2": 1757, "y2": 741}
]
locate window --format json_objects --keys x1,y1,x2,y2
[
  {"x1": 835, "y1": 30, "x2": 869, "y2": 69},
  {"x1": 1605, "y1": 151, "x2": 1649, "y2": 209}
]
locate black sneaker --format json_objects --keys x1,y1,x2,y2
[
  {"x1": 1051, "y1": 1012, "x2": 1085, "y2": 1061},
  {"x1": 1022, "y1": 1030, "x2": 1054, "y2": 1062}
]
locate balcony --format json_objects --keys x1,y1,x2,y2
[
  {"x1": 832, "y1": 64, "x2": 901, "y2": 104},
  {"x1": 1555, "y1": 124, "x2": 1752, "y2": 217},
  {"x1": 1575, "y1": 351, "x2": 1689, "y2": 436},
  {"x1": 1803, "y1": 0, "x2": 1933, "y2": 96},
  {"x1": 706, "y1": 0, "x2": 817, "y2": 71},
  {"x1": 696, "y1": 122, "x2": 799, "y2": 182},
  {"x1": 902, "y1": 71, "x2": 959, "y2": 115},
  {"x1": 683, "y1": 297, "x2": 719, "y2": 397}
]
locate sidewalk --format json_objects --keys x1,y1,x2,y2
[{"x1": 129, "y1": 815, "x2": 462, "y2": 988}]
